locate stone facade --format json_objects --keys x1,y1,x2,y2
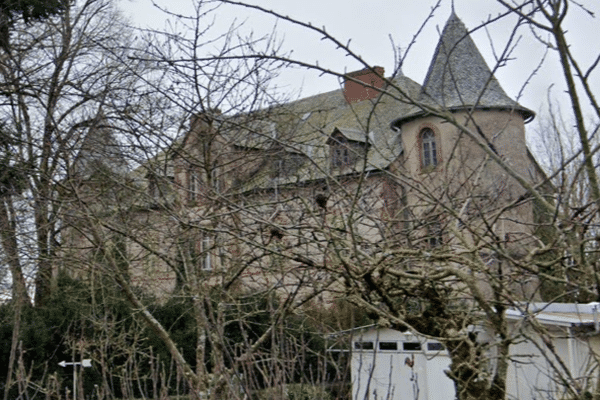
[{"x1": 61, "y1": 12, "x2": 547, "y2": 303}]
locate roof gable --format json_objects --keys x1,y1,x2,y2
[{"x1": 326, "y1": 127, "x2": 371, "y2": 145}]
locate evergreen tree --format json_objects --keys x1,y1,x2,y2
[{"x1": 0, "y1": 0, "x2": 68, "y2": 50}]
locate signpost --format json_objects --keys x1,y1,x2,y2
[{"x1": 58, "y1": 359, "x2": 92, "y2": 400}]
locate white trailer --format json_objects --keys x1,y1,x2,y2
[
  {"x1": 350, "y1": 327, "x2": 454, "y2": 400},
  {"x1": 350, "y1": 303, "x2": 600, "y2": 400}
]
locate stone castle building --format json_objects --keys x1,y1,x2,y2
[{"x1": 61, "y1": 12, "x2": 547, "y2": 302}]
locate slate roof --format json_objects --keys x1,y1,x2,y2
[
  {"x1": 230, "y1": 74, "x2": 422, "y2": 192},
  {"x1": 127, "y1": 12, "x2": 536, "y2": 195},
  {"x1": 72, "y1": 115, "x2": 129, "y2": 180},
  {"x1": 237, "y1": 13, "x2": 535, "y2": 191},
  {"x1": 393, "y1": 12, "x2": 534, "y2": 125}
]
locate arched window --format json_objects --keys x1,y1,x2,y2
[{"x1": 420, "y1": 128, "x2": 437, "y2": 168}]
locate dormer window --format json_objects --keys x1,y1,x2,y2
[
  {"x1": 327, "y1": 128, "x2": 370, "y2": 171},
  {"x1": 332, "y1": 145, "x2": 351, "y2": 168},
  {"x1": 420, "y1": 128, "x2": 438, "y2": 169}
]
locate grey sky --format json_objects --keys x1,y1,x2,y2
[{"x1": 118, "y1": 0, "x2": 600, "y2": 122}]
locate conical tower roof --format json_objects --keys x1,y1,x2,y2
[
  {"x1": 394, "y1": 12, "x2": 534, "y2": 125},
  {"x1": 72, "y1": 114, "x2": 128, "y2": 180}
]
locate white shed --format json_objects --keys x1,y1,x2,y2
[
  {"x1": 504, "y1": 302, "x2": 600, "y2": 400},
  {"x1": 350, "y1": 327, "x2": 454, "y2": 400},
  {"x1": 349, "y1": 303, "x2": 600, "y2": 400}
]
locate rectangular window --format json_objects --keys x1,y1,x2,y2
[
  {"x1": 273, "y1": 159, "x2": 284, "y2": 178},
  {"x1": 343, "y1": 148, "x2": 350, "y2": 165},
  {"x1": 200, "y1": 236, "x2": 212, "y2": 271},
  {"x1": 402, "y1": 342, "x2": 422, "y2": 351},
  {"x1": 185, "y1": 234, "x2": 214, "y2": 272},
  {"x1": 423, "y1": 142, "x2": 431, "y2": 166},
  {"x1": 211, "y1": 168, "x2": 221, "y2": 194},
  {"x1": 354, "y1": 341, "x2": 374, "y2": 350},
  {"x1": 148, "y1": 176, "x2": 158, "y2": 199},
  {"x1": 428, "y1": 221, "x2": 443, "y2": 248},
  {"x1": 187, "y1": 167, "x2": 199, "y2": 202},
  {"x1": 379, "y1": 342, "x2": 398, "y2": 351},
  {"x1": 421, "y1": 128, "x2": 438, "y2": 168},
  {"x1": 332, "y1": 146, "x2": 351, "y2": 168},
  {"x1": 427, "y1": 342, "x2": 445, "y2": 351}
]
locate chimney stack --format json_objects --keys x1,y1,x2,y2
[
  {"x1": 343, "y1": 66, "x2": 385, "y2": 104},
  {"x1": 190, "y1": 109, "x2": 221, "y2": 136}
]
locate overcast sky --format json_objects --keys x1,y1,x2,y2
[{"x1": 118, "y1": 0, "x2": 600, "y2": 124}]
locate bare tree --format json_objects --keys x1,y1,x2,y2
[
  {"x1": 55, "y1": 2, "x2": 338, "y2": 398},
  {"x1": 0, "y1": 1, "x2": 151, "y2": 398}
]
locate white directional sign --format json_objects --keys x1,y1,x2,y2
[
  {"x1": 58, "y1": 359, "x2": 92, "y2": 368},
  {"x1": 59, "y1": 359, "x2": 92, "y2": 399}
]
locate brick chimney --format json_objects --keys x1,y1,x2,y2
[
  {"x1": 343, "y1": 66, "x2": 385, "y2": 104},
  {"x1": 190, "y1": 109, "x2": 221, "y2": 136}
]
